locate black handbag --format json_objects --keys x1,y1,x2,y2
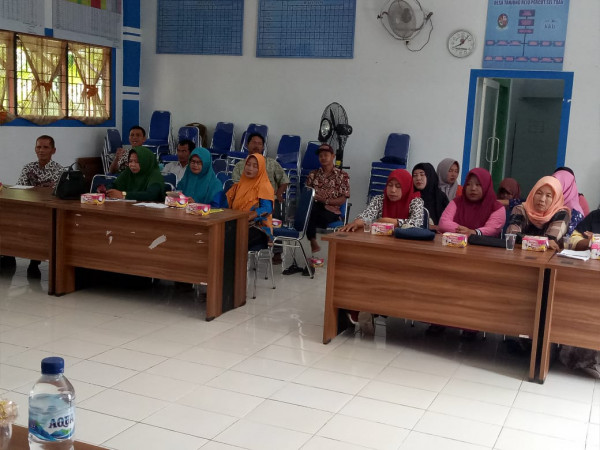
[{"x1": 53, "y1": 163, "x2": 87, "y2": 200}]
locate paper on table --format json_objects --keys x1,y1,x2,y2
[
  {"x1": 133, "y1": 202, "x2": 169, "y2": 209},
  {"x1": 8, "y1": 185, "x2": 34, "y2": 189},
  {"x1": 557, "y1": 249, "x2": 591, "y2": 261}
]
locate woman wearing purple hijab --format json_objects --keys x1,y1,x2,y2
[{"x1": 553, "y1": 168, "x2": 584, "y2": 235}]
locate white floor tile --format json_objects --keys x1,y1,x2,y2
[
  {"x1": 317, "y1": 414, "x2": 409, "y2": 450},
  {"x1": 512, "y1": 390, "x2": 591, "y2": 422},
  {"x1": 231, "y1": 356, "x2": 306, "y2": 381},
  {"x1": 312, "y1": 354, "x2": 386, "y2": 379},
  {"x1": 414, "y1": 411, "x2": 501, "y2": 447},
  {"x1": 178, "y1": 385, "x2": 264, "y2": 418},
  {"x1": 270, "y1": 383, "x2": 352, "y2": 413},
  {"x1": 176, "y1": 346, "x2": 248, "y2": 369},
  {"x1": 103, "y1": 423, "x2": 207, "y2": 450},
  {"x1": 401, "y1": 431, "x2": 491, "y2": 450},
  {"x1": 67, "y1": 360, "x2": 137, "y2": 388},
  {"x1": 120, "y1": 335, "x2": 193, "y2": 357},
  {"x1": 301, "y1": 436, "x2": 371, "y2": 450},
  {"x1": 214, "y1": 419, "x2": 311, "y2": 450},
  {"x1": 520, "y1": 367, "x2": 595, "y2": 403},
  {"x1": 0, "y1": 364, "x2": 39, "y2": 390},
  {"x1": 79, "y1": 388, "x2": 168, "y2": 421},
  {"x1": 495, "y1": 427, "x2": 585, "y2": 450},
  {"x1": 75, "y1": 408, "x2": 134, "y2": 445},
  {"x1": 207, "y1": 370, "x2": 286, "y2": 398},
  {"x1": 254, "y1": 344, "x2": 323, "y2": 366},
  {"x1": 244, "y1": 399, "x2": 332, "y2": 434},
  {"x1": 89, "y1": 347, "x2": 166, "y2": 371},
  {"x1": 390, "y1": 348, "x2": 461, "y2": 377},
  {"x1": 504, "y1": 408, "x2": 588, "y2": 443},
  {"x1": 0, "y1": 342, "x2": 29, "y2": 362},
  {"x1": 114, "y1": 372, "x2": 197, "y2": 401},
  {"x1": 143, "y1": 404, "x2": 236, "y2": 439},
  {"x1": 359, "y1": 380, "x2": 437, "y2": 410},
  {"x1": 428, "y1": 393, "x2": 510, "y2": 426},
  {"x1": 340, "y1": 396, "x2": 424, "y2": 429},
  {"x1": 2, "y1": 348, "x2": 81, "y2": 372},
  {"x1": 292, "y1": 367, "x2": 370, "y2": 395},
  {"x1": 442, "y1": 378, "x2": 518, "y2": 406},
  {"x1": 452, "y1": 364, "x2": 524, "y2": 390},
  {"x1": 147, "y1": 358, "x2": 224, "y2": 384},
  {"x1": 376, "y1": 366, "x2": 450, "y2": 392}
]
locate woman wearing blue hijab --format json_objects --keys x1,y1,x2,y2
[{"x1": 176, "y1": 147, "x2": 223, "y2": 206}]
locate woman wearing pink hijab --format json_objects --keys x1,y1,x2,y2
[{"x1": 553, "y1": 168, "x2": 585, "y2": 235}]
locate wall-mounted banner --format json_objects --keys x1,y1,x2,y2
[{"x1": 483, "y1": 0, "x2": 570, "y2": 70}]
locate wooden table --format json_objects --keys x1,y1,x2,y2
[
  {"x1": 322, "y1": 232, "x2": 554, "y2": 381},
  {"x1": 9, "y1": 425, "x2": 106, "y2": 449},
  {"x1": 539, "y1": 255, "x2": 600, "y2": 381},
  {"x1": 52, "y1": 201, "x2": 249, "y2": 320},
  {"x1": 0, "y1": 187, "x2": 57, "y2": 294}
]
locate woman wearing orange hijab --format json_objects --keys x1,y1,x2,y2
[
  {"x1": 226, "y1": 154, "x2": 275, "y2": 249},
  {"x1": 506, "y1": 176, "x2": 571, "y2": 251}
]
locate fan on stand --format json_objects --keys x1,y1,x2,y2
[
  {"x1": 317, "y1": 102, "x2": 352, "y2": 168},
  {"x1": 377, "y1": 0, "x2": 432, "y2": 41}
]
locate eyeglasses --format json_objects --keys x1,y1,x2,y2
[{"x1": 189, "y1": 160, "x2": 203, "y2": 166}]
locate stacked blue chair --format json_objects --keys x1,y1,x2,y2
[
  {"x1": 161, "y1": 126, "x2": 201, "y2": 164},
  {"x1": 162, "y1": 173, "x2": 177, "y2": 191},
  {"x1": 212, "y1": 158, "x2": 227, "y2": 174},
  {"x1": 102, "y1": 129, "x2": 122, "y2": 174},
  {"x1": 300, "y1": 141, "x2": 322, "y2": 188},
  {"x1": 226, "y1": 123, "x2": 269, "y2": 173},
  {"x1": 367, "y1": 133, "x2": 410, "y2": 202},
  {"x1": 276, "y1": 135, "x2": 301, "y2": 222},
  {"x1": 144, "y1": 111, "x2": 172, "y2": 160},
  {"x1": 216, "y1": 171, "x2": 231, "y2": 186},
  {"x1": 90, "y1": 174, "x2": 117, "y2": 193},
  {"x1": 209, "y1": 122, "x2": 235, "y2": 160}
]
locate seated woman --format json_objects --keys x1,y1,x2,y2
[
  {"x1": 176, "y1": 147, "x2": 223, "y2": 207},
  {"x1": 412, "y1": 163, "x2": 449, "y2": 230},
  {"x1": 106, "y1": 147, "x2": 165, "y2": 201},
  {"x1": 439, "y1": 168, "x2": 505, "y2": 237},
  {"x1": 553, "y1": 168, "x2": 585, "y2": 235},
  {"x1": 436, "y1": 158, "x2": 462, "y2": 201},
  {"x1": 226, "y1": 154, "x2": 274, "y2": 250},
  {"x1": 506, "y1": 176, "x2": 570, "y2": 251},
  {"x1": 341, "y1": 169, "x2": 424, "y2": 232},
  {"x1": 497, "y1": 177, "x2": 521, "y2": 205}
]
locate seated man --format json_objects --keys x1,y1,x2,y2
[
  {"x1": 305, "y1": 144, "x2": 350, "y2": 260},
  {"x1": 16, "y1": 135, "x2": 64, "y2": 187},
  {"x1": 232, "y1": 133, "x2": 290, "y2": 264},
  {"x1": 11, "y1": 135, "x2": 64, "y2": 278},
  {"x1": 108, "y1": 125, "x2": 147, "y2": 174},
  {"x1": 162, "y1": 139, "x2": 193, "y2": 183}
]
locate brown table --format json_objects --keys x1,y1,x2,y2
[
  {"x1": 53, "y1": 200, "x2": 249, "y2": 320},
  {"x1": 0, "y1": 187, "x2": 58, "y2": 294},
  {"x1": 321, "y1": 232, "x2": 554, "y2": 381},
  {"x1": 539, "y1": 255, "x2": 600, "y2": 381},
  {"x1": 9, "y1": 425, "x2": 106, "y2": 449}
]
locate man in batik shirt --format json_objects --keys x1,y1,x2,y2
[{"x1": 16, "y1": 135, "x2": 64, "y2": 187}]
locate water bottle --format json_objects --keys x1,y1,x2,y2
[{"x1": 29, "y1": 357, "x2": 76, "y2": 450}]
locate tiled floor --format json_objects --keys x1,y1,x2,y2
[{"x1": 0, "y1": 253, "x2": 598, "y2": 450}]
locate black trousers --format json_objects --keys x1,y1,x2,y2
[
  {"x1": 306, "y1": 202, "x2": 340, "y2": 240},
  {"x1": 248, "y1": 226, "x2": 269, "y2": 251}
]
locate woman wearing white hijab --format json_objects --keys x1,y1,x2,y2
[{"x1": 437, "y1": 158, "x2": 462, "y2": 201}]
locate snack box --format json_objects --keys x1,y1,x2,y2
[
  {"x1": 272, "y1": 218, "x2": 282, "y2": 228},
  {"x1": 80, "y1": 193, "x2": 105, "y2": 205},
  {"x1": 590, "y1": 234, "x2": 600, "y2": 244},
  {"x1": 186, "y1": 203, "x2": 211, "y2": 215},
  {"x1": 522, "y1": 235, "x2": 548, "y2": 252},
  {"x1": 370, "y1": 222, "x2": 395, "y2": 236},
  {"x1": 165, "y1": 194, "x2": 189, "y2": 208},
  {"x1": 591, "y1": 241, "x2": 600, "y2": 260},
  {"x1": 442, "y1": 232, "x2": 468, "y2": 248}
]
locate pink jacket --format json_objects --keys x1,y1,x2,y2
[{"x1": 438, "y1": 201, "x2": 505, "y2": 237}]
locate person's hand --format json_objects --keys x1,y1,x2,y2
[
  {"x1": 548, "y1": 239, "x2": 560, "y2": 252},
  {"x1": 455, "y1": 226, "x2": 475, "y2": 236},
  {"x1": 276, "y1": 193, "x2": 284, "y2": 203},
  {"x1": 339, "y1": 220, "x2": 363, "y2": 232},
  {"x1": 314, "y1": 194, "x2": 325, "y2": 204},
  {"x1": 583, "y1": 231, "x2": 594, "y2": 240},
  {"x1": 106, "y1": 189, "x2": 123, "y2": 199},
  {"x1": 115, "y1": 147, "x2": 125, "y2": 160},
  {"x1": 248, "y1": 210, "x2": 258, "y2": 222}
]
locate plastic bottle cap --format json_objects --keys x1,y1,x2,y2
[{"x1": 41, "y1": 356, "x2": 65, "y2": 375}]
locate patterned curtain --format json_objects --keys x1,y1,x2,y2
[
  {"x1": 0, "y1": 31, "x2": 15, "y2": 124},
  {"x1": 17, "y1": 34, "x2": 66, "y2": 125},
  {"x1": 69, "y1": 43, "x2": 110, "y2": 125}
]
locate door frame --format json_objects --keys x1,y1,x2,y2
[{"x1": 461, "y1": 69, "x2": 574, "y2": 184}]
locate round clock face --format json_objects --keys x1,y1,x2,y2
[{"x1": 448, "y1": 30, "x2": 475, "y2": 58}]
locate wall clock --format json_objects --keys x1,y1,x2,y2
[{"x1": 448, "y1": 30, "x2": 475, "y2": 58}]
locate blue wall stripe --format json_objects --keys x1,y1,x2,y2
[
  {"x1": 461, "y1": 69, "x2": 574, "y2": 181},
  {"x1": 44, "y1": 28, "x2": 53, "y2": 37},
  {"x1": 122, "y1": 100, "x2": 140, "y2": 144},
  {"x1": 122, "y1": 40, "x2": 141, "y2": 87},
  {"x1": 123, "y1": 0, "x2": 141, "y2": 29},
  {"x1": 123, "y1": 32, "x2": 141, "y2": 37}
]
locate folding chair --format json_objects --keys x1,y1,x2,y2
[
  {"x1": 300, "y1": 141, "x2": 322, "y2": 187},
  {"x1": 367, "y1": 134, "x2": 410, "y2": 203},
  {"x1": 161, "y1": 126, "x2": 200, "y2": 164},
  {"x1": 216, "y1": 171, "x2": 231, "y2": 185},
  {"x1": 90, "y1": 174, "x2": 116, "y2": 193},
  {"x1": 102, "y1": 129, "x2": 122, "y2": 174},
  {"x1": 163, "y1": 173, "x2": 177, "y2": 190},
  {"x1": 273, "y1": 187, "x2": 316, "y2": 278},
  {"x1": 248, "y1": 242, "x2": 275, "y2": 299},
  {"x1": 212, "y1": 158, "x2": 227, "y2": 174},
  {"x1": 144, "y1": 111, "x2": 172, "y2": 159},
  {"x1": 240, "y1": 123, "x2": 269, "y2": 152},
  {"x1": 210, "y1": 122, "x2": 235, "y2": 160},
  {"x1": 223, "y1": 178, "x2": 235, "y2": 193},
  {"x1": 322, "y1": 198, "x2": 351, "y2": 231}
]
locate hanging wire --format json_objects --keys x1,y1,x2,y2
[{"x1": 406, "y1": 14, "x2": 434, "y2": 52}]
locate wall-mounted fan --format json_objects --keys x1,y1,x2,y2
[
  {"x1": 377, "y1": 0, "x2": 432, "y2": 42},
  {"x1": 317, "y1": 102, "x2": 352, "y2": 166}
]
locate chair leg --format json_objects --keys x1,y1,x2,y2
[
  {"x1": 268, "y1": 249, "x2": 275, "y2": 290},
  {"x1": 252, "y1": 252, "x2": 258, "y2": 299},
  {"x1": 299, "y1": 242, "x2": 313, "y2": 278}
]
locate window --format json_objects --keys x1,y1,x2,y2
[{"x1": 0, "y1": 31, "x2": 111, "y2": 125}]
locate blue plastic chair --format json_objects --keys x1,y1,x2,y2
[
  {"x1": 162, "y1": 173, "x2": 177, "y2": 190},
  {"x1": 210, "y1": 122, "x2": 235, "y2": 159},
  {"x1": 144, "y1": 111, "x2": 172, "y2": 158},
  {"x1": 102, "y1": 129, "x2": 122, "y2": 174},
  {"x1": 90, "y1": 174, "x2": 117, "y2": 193},
  {"x1": 240, "y1": 123, "x2": 269, "y2": 152},
  {"x1": 273, "y1": 187, "x2": 316, "y2": 278},
  {"x1": 212, "y1": 158, "x2": 227, "y2": 174},
  {"x1": 161, "y1": 126, "x2": 201, "y2": 163},
  {"x1": 300, "y1": 141, "x2": 322, "y2": 187},
  {"x1": 367, "y1": 134, "x2": 411, "y2": 202},
  {"x1": 216, "y1": 171, "x2": 231, "y2": 185}
]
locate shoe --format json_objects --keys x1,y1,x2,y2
[
  {"x1": 27, "y1": 261, "x2": 41, "y2": 279},
  {"x1": 581, "y1": 365, "x2": 600, "y2": 379},
  {"x1": 309, "y1": 257, "x2": 324, "y2": 267},
  {"x1": 272, "y1": 253, "x2": 283, "y2": 265},
  {"x1": 301, "y1": 266, "x2": 312, "y2": 277},
  {"x1": 0, "y1": 256, "x2": 16, "y2": 269},
  {"x1": 358, "y1": 312, "x2": 375, "y2": 336},
  {"x1": 282, "y1": 263, "x2": 303, "y2": 275}
]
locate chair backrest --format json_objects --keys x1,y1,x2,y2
[
  {"x1": 383, "y1": 133, "x2": 410, "y2": 165},
  {"x1": 178, "y1": 126, "x2": 200, "y2": 147},
  {"x1": 185, "y1": 122, "x2": 208, "y2": 147},
  {"x1": 212, "y1": 158, "x2": 227, "y2": 173},
  {"x1": 421, "y1": 207, "x2": 430, "y2": 229},
  {"x1": 165, "y1": 182, "x2": 175, "y2": 192},
  {"x1": 242, "y1": 123, "x2": 269, "y2": 152},
  {"x1": 300, "y1": 141, "x2": 322, "y2": 186},
  {"x1": 223, "y1": 178, "x2": 235, "y2": 193},
  {"x1": 216, "y1": 171, "x2": 231, "y2": 184},
  {"x1": 294, "y1": 187, "x2": 315, "y2": 237},
  {"x1": 210, "y1": 122, "x2": 235, "y2": 153},
  {"x1": 149, "y1": 111, "x2": 171, "y2": 141},
  {"x1": 277, "y1": 135, "x2": 301, "y2": 167},
  {"x1": 162, "y1": 173, "x2": 177, "y2": 188},
  {"x1": 105, "y1": 129, "x2": 122, "y2": 154},
  {"x1": 90, "y1": 174, "x2": 116, "y2": 193}
]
